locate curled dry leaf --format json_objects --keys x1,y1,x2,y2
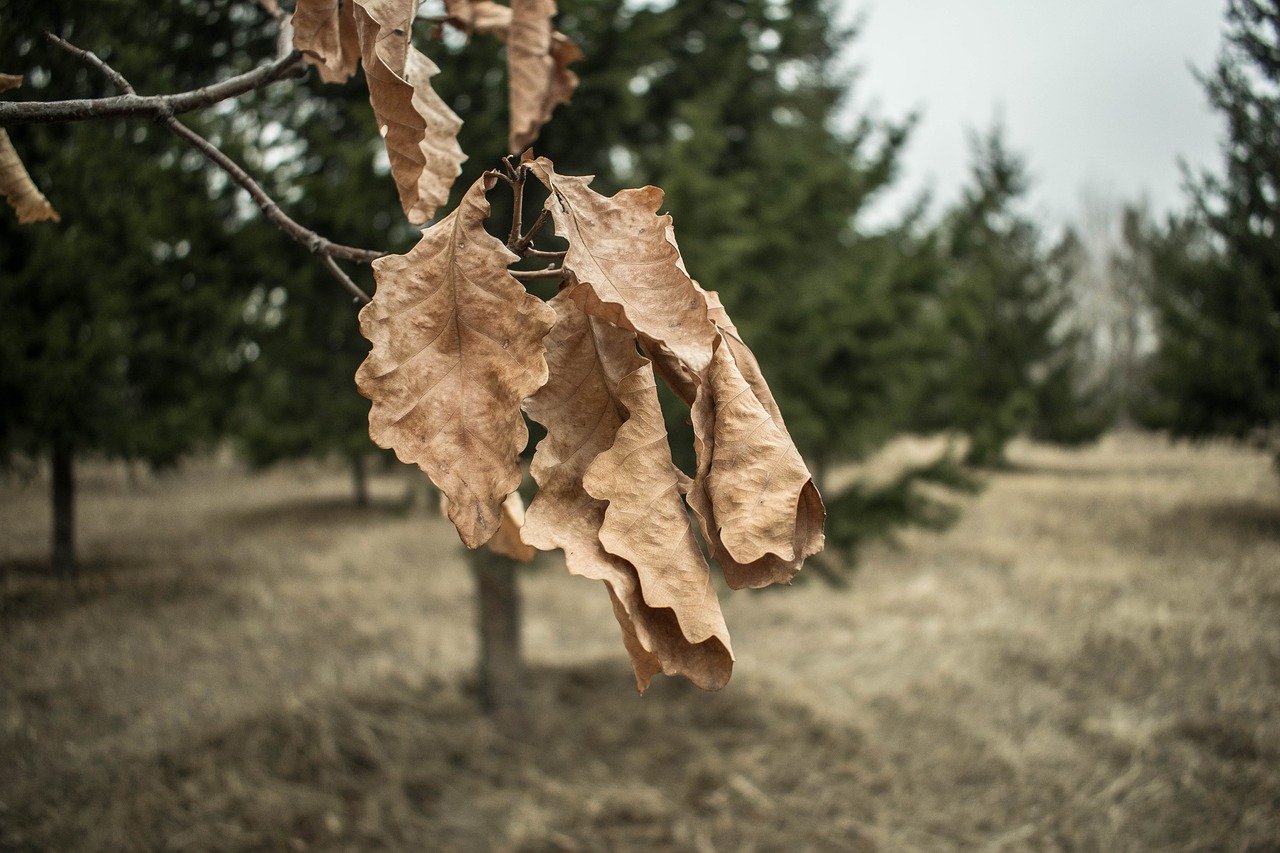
[
  {"x1": 689, "y1": 337, "x2": 825, "y2": 588},
  {"x1": 443, "y1": 0, "x2": 580, "y2": 152},
  {"x1": 487, "y1": 491, "x2": 537, "y2": 561},
  {"x1": 527, "y1": 156, "x2": 718, "y2": 372},
  {"x1": 355, "y1": 172, "x2": 554, "y2": 548},
  {"x1": 291, "y1": 0, "x2": 361, "y2": 84},
  {"x1": 443, "y1": 0, "x2": 512, "y2": 38},
  {"x1": 353, "y1": 0, "x2": 465, "y2": 224},
  {"x1": 0, "y1": 74, "x2": 59, "y2": 224},
  {"x1": 523, "y1": 293, "x2": 734, "y2": 691},
  {"x1": 581, "y1": 343, "x2": 732, "y2": 660},
  {"x1": 660, "y1": 229, "x2": 825, "y2": 588},
  {"x1": 506, "y1": 0, "x2": 580, "y2": 153}
]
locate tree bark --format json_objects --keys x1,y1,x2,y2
[
  {"x1": 351, "y1": 454, "x2": 370, "y2": 508},
  {"x1": 51, "y1": 442, "x2": 75, "y2": 576},
  {"x1": 470, "y1": 547, "x2": 525, "y2": 735}
]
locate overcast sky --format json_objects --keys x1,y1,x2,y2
[{"x1": 842, "y1": 0, "x2": 1227, "y2": 228}]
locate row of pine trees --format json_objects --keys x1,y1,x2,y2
[{"x1": 2, "y1": 0, "x2": 1277, "y2": 574}]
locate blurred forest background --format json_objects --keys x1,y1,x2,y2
[{"x1": 2, "y1": 0, "x2": 1278, "y2": 850}]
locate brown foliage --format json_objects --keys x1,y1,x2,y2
[
  {"x1": 522, "y1": 293, "x2": 734, "y2": 691},
  {"x1": 2, "y1": 3, "x2": 818, "y2": 687},
  {"x1": 291, "y1": 0, "x2": 360, "y2": 84},
  {"x1": 355, "y1": 152, "x2": 824, "y2": 686},
  {"x1": 355, "y1": 172, "x2": 554, "y2": 548},
  {"x1": 295, "y1": 0, "x2": 465, "y2": 224},
  {"x1": 689, "y1": 289, "x2": 825, "y2": 588},
  {"x1": 527, "y1": 156, "x2": 718, "y2": 372},
  {"x1": 353, "y1": 0, "x2": 465, "y2": 225}
]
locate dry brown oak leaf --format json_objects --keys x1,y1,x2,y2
[
  {"x1": 292, "y1": 0, "x2": 361, "y2": 83},
  {"x1": 351, "y1": 0, "x2": 465, "y2": 224},
  {"x1": 523, "y1": 293, "x2": 734, "y2": 691},
  {"x1": 651, "y1": 229, "x2": 824, "y2": 588},
  {"x1": 441, "y1": 0, "x2": 581, "y2": 152},
  {"x1": 506, "y1": 0, "x2": 581, "y2": 153},
  {"x1": 355, "y1": 172, "x2": 555, "y2": 548},
  {"x1": 487, "y1": 491, "x2": 537, "y2": 561},
  {"x1": 689, "y1": 330, "x2": 826, "y2": 589},
  {"x1": 0, "y1": 74, "x2": 59, "y2": 224},
  {"x1": 443, "y1": 0, "x2": 513, "y2": 37},
  {"x1": 527, "y1": 156, "x2": 718, "y2": 373}
]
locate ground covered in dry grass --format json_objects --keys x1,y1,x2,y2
[{"x1": 2, "y1": 434, "x2": 1278, "y2": 852}]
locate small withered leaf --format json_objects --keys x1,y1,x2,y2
[
  {"x1": 352, "y1": 0, "x2": 465, "y2": 224},
  {"x1": 523, "y1": 293, "x2": 734, "y2": 691},
  {"x1": 291, "y1": 0, "x2": 360, "y2": 84},
  {"x1": 527, "y1": 157, "x2": 718, "y2": 372},
  {"x1": 355, "y1": 172, "x2": 554, "y2": 548},
  {"x1": 506, "y1": 0, "x2": 580, "y2": 153},
  {"x1": 689, "y1": 337, "x2": 825, "y2": 588}
]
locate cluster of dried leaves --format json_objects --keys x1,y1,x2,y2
[
  {"x1": 297, "y1": 0, "x2": 825, "y2": 689},
  {"x1": 293, "y1": 0, "x2": 579, "y2": 224},
  {"x1": 355, "y1": 154, "x2": 826, "y2": 690}
]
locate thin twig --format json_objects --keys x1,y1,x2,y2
[
  {"x1": 162, "y1": 117, "x2": 381, "y2": 264},
  {"x1": 45, "y1": 33, "x2": 380, "y2": 301},
  {"x1": 511, "y1": 265, "x2": 564, "y2": 281},
  {"x1": 321, "y1": 254, "x2": 372, "y2": 305},
  {"x1": 506, "y1": 169, "x2": 525, "y2": 248},
  {"x1": 0, "y1": 36, "x2": 307, "y2": 126},
  {"x1": 524, "y1": 248, "x2": 565, "y2": 259},
  {"x1": 514, "y1": 207, "x2": 551, "y2": 254}
]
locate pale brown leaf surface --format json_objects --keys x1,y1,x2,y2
[
  {"x1": 506, "y1": 0, "x2": 579, "y2": 153},
  {"x1": 442, "y1": 1, "x2": 580, "y2": 152},
  {"x1": 654, "y1": 229, "x2": 824, "y2": 587},
  {"x1": 581, "y1": 355, "x2": 732, "y2": 652},
  {"x1": 356, "y1": 173, "x2": 554, "y2": 548},
  {"x1": 291, "y1": 0, "x2": 360, "y2": 83},
  {"x1": 688, "y1": 327, "x2": 825, "y2": 589},
  {"x1": 527, "y1": 157, "x2": 717, "y2": 372},
  {"x1": 353, "y1": 0, "x2": 465, "y2": 224},
  {"x1": 0, "y1": 75, "x2": 58, "y2": 224},
  {"x1": 487, "y1": 491, "x2": 537, "y2": 561},
  {"x1": 523, "y1": 293, "x2": 734, "y2": 691},
  {"x1": 443, "y1": 0, "x2": 514, "y2": 38}
]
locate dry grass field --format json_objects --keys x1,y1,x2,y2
[{"x1": 2, "y1": 433, "x2": 1278, "y2": 852}]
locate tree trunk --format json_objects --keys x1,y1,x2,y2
[
  {"x1": 351, "y1": 453, "x2": 370, "y2": 508},
  {"x1": 470, "y1": 547, "x2": 525, "y2": 736},
  {"x1": 51, "y1": 441, "x2": 75, "y2": 577}
]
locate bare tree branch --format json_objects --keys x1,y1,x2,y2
[
  {"x1": 0, "y1": 44, "x2": 307, "y2": 126},
  {"x1": 41, "y1": 33, "x2": 380, "y2": 300}
]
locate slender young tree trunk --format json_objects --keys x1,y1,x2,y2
[
  {"x1": 470, "y1": 547, "x2": 525, "y2": 735},
  {"x1": 351, "y1": 453, "x2": 370, "y2": 508},
  {"x1": 51, "y1": 441, "x2": 75, "y2": 577}
]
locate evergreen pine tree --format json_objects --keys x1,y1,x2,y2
[
  {"x1": 0, "y1": 0, "x2": 274, "y2": 571},
  {"x1": 1141, "y1": 0, "x2": 1280, "y2": 455},
  {"x1": 918, "y1": 126, "x2": 1106, "y2": 467}
]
